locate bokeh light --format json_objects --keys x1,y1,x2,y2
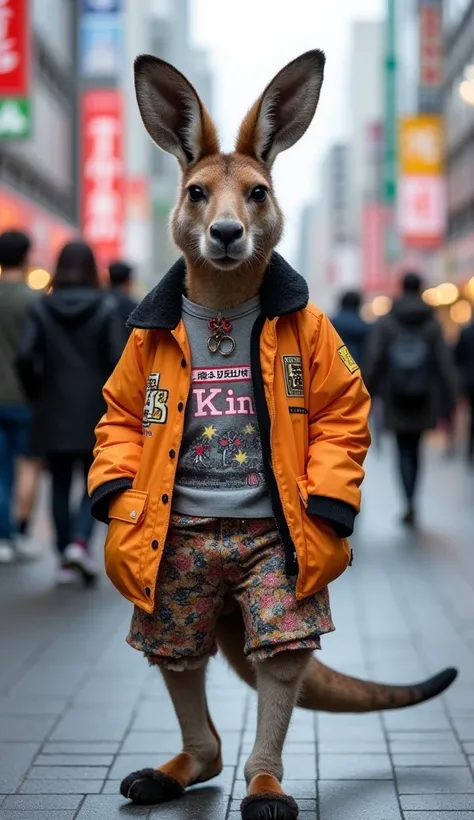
[
  {"x1": 436, "y1": 282, "x2": 459, "y2": 306},
  {"x1": 422, "y1": 288, "x2": 440, "y2": 306},
  {"x1": 450, "y1": 300, "x2": 472, "y2": 324},
  {"x1": 372, "y1": 295, "x2": 392, "y2": 317},
  {"x1": 28, "y1": 269, "x2": 51, "y2": 290}
]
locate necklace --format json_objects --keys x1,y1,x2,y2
[{"x1": 207, "y1": 314, "x2": 236, "y2": 357}]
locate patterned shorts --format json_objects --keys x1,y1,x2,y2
[{"x1": 127, "y1": 514, "x2": 334, "y2": 667}]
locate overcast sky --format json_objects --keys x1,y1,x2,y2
[{"x1": 190, "y1": 0, "x2": 384, "y2": 263}]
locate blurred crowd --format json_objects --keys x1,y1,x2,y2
[
  {"x1": 0, "y1": 230, "x2": 137, "y2": 583},
  {"x1": 332, "y1": 273, "x2": 474, "y2": 527},
  {"x1": 1, "y1": 229, "x2": 474, "y2": 587}
]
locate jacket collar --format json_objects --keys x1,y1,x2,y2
[{"x1": 127, "y1": 251, "x2": 309, "y2": 330}]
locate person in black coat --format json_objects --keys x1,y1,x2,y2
[
  {"x1": 331, "y1": 291, "x2": 371, "y2": 372},
  {"x1": 454, "y1": 319, "x2": 474, "y2": 463},
  {"x1": 108, "y1": 260, "x2": 138, "y2": 346},
  {"x1": 17, "y1": 241, "x2": 123, "y2": 585},
  {"x1": 365, "y1": 273, "x2": 457, "y2": 526}
]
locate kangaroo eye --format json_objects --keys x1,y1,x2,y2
[
  {"x1": 188, "y1": 185, "x2": 206, "y2": 202},
  {"x1": 249, "y1": 186, "x2": 267, "y2": 202}
]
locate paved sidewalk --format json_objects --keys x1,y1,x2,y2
[{"x1": 0, "y1": 438, "x2": 473, "y2": 819}]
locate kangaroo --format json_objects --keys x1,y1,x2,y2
[{"x1": 89, "y1": 51, "x2": 457, "y2": 820}]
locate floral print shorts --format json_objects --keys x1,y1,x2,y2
[{"x1": 127, "y1": 514, "x2": 334, "y2": 668}]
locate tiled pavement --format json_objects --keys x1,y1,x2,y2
[{"x1": 0, "y1": 436, "x2": 473, "y2": 819}]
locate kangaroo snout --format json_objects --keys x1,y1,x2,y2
[{"x1": 210, "y1": 221, "x2": 244, "y2": 247}]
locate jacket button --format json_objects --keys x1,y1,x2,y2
[
  {"x1": 162, "y1": 494, "x2": 169, "y2": 504},
  {"x1": 169, "y1": 449, "x2": 176, "y2": 458},
  {"x1": 151, "y1": 539, "x2": 159, "y2": 550},
  {"x1": 177, "y1": 402, "x2": 184, "y2": 412},
  {"x1": 181, "y1": 358, "x2": 186, "y2": 368},
  {"x1": 145, "y1": 587, "x2": 151, "y2": 596}
]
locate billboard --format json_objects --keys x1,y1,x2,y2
[
  {"x1": 418, "y1": 0, "x2": 443, "y2": 113},
  {"x1": 397, "y1": 115, "x2": 446, "y2": 250},
  {"x1": 362, "y1": 202, "x2": 391, "y2": 293},
  {"x1": 79, "y1": 0, "x2": 122, "y2": 80},
  {"x1": 81, "y1": 89, "x2": 124, "y2": 267},
  {"x1": 0, "y1": 0, "x2": 31, "y2": 138}
]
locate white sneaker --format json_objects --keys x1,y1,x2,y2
[
  {"x1": 0, "y1": 541, "x2": 15, "y2": 563},
  {"x1": 56, "y1": 566, "x2": 80, "y2": 586},
  {"x1": 64, "y1": 543, "x2": 99, "y2": 580},
  {"x1": 14, "y1": 534, "x2": 42, "y2": 561}
]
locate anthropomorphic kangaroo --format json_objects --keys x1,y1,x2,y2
[{"x1": 88, "y1": 51, "x2": 457, "y2": 820}]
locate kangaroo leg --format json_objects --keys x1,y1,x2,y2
[
  {"x1": 241, "y1": 649, "x2": 312, "y2": 820},
  {"x1": 121, "y1": 660, "x2": 222, "y2": 806}
]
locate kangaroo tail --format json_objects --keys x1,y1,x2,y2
[{"x1": 215, "y1": 608, "x2": 457, "y2": 713}]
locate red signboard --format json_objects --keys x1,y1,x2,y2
[
  {"x1": 81, "y1": 89, "x2": 124, "y2": 267},
  {"x1": 0, "y1": 184, "x2": 76, "y2": 269},
  {"x1": 362, "y1": 202, "x2": 391, "y2": 293},
  {"x1": 0, "y1": 0, "x2": 30, "y2": 96},
  {"x1": 419, "y1": 4, "x2": 442, "y2": 88}
]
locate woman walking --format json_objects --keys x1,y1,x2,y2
[{"x1": 17, "y1": 241, "x2": 122, "y2": 584}]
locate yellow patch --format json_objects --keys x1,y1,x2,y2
[{"x1": 338, "y1": 345, "x2": 359, "y2": 374}]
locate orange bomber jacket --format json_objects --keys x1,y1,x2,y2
[{"x1": 88, "y1": 253, "x2": 372, "y2": 614}]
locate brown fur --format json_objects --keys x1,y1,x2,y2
[{"x1": 125, "y1": 49, "x2": 458, "y2": 814}]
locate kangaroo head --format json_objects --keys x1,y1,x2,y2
[{"x1": 134, "y1": 50, "x2": 325, "y2": 308}]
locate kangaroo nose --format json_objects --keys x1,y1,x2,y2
[{"x1": 210, "y1": 221, "x2": 244, "y2": 245}]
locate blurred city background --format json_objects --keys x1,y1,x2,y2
[{"x1": 0, "y1": 2, "x2": 474, "y2": 819}]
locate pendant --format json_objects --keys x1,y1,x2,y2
[{"x1": 207, "y1": 314, "x2": 236, "y2": 357}]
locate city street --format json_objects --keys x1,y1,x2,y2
[{"x1": 0, "y1": 437, "x2": 473, "y2": 820}]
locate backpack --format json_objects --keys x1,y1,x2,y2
[{"x1": 387, "y1": 323, "x2": 431, "y2": 404}]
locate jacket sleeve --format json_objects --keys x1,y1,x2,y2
[
  {"x1": 88, "y1": 330, "x2": 147, "y2": 523},
  {"x1": 306, "y1": 313, "x2": 372, "y2": 537}
]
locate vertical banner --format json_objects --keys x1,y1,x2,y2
[
  {"x1": 79, "y1": 0, "x2": 122, "y2": 80},
  {"x1": 397, "y1": 115, "x2": 446, "y2": 249},
  {"x1": 0, "y1": 0, "x2": 31, "y2": 138},
  {"x1": 362, "y1": 202, "x2": 390, "y2": 293},
  {"x1": 418, "y1": 0, "x2": 443, "y2": 113},
  {"x1": 81, "y1": 89, "x2": 124, "y2": 268}
]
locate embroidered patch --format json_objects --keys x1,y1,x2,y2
[
  {"x1": 289, "y1": 406, "x2": 308, "y2": 415},
  {"x1": 143, "y1": 373, "x2": 169, "y2": 427},
  {"x1": 337, "y1": 345, "x2": 359, "y2": 374},
  {"x1": 282, "y1": 355, "x2": 304, "y2": 398}
]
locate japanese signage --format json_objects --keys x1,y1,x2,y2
[
  {"x1": 81, "y1": 89, "x2": 124, "y2": 267},
  {"x1": 79, "y1": 0, "x2": 122, "y2": 80},
  {"x1": 418, "y1": 0, "x2": 443, "y2": 113},
  {"x1": 0, "y1": 0, "x2": 31, "y2": 138},
  {"x1": 397, "y1": 115, "x2": 446, "y2": 249}
]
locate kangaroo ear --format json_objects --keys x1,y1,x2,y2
[
  {"x1": 235, "y1": 50, "x2": 325, "y2": 168},
  {"x1": 134, "y1": 54, "x2": 219, "y2": 167}
]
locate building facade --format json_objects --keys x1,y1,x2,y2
[
  {"x1": 444, "y1": 0, "x2": 474, "y2": 283},
  {"x1": 0, "y1": 0, "x2": 78, "y2": 270}
]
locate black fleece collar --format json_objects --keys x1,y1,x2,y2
[{"x1": 127, "y1": 251, "x2": 309, "y2": 330}]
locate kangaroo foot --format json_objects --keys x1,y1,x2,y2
[
  {"x1": 241, "y1": 774, "x2": 298, "y2": 820},
  {"x1": 120, "y1": 726, "x2": 222, "y2": 807}
]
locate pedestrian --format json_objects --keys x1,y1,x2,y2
[
  {"x1": 0, "y1": 229, "x2": 40, "y2": 563},
  {"x1": 331, "y1": 290, "x2": 371, "y2": 370},
  {"x1": 454, "y1": 317, "x2": 474, "y2": 463},
  {"x1": 365, "y1": 272, "x2": 457, "y2": 526},
  {"x1": 108, "y1": 260, "x2": 138, "y2": 347},
  {"x1": 16, "y1": 240, "x2": 123, "y2": 585}
]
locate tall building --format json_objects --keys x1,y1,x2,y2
[
  {"x1": 443, "y1": 0, "x2": 474, "y2": 284},
  {"x1": 0, "y1": 0, "x2": 78, "y2": 271},
  {"x1": 348, "y1": 20, "x2": 384, "y2": 246}
]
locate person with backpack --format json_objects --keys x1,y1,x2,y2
[
  {"x1": 365, "y1": 272, "x2": 457, "y2": 526},
  {"x1": 454, "y1": 319, "x2": 474, "y2": 463},
  {"x1": 16, "y1": 241, "x2": 123, "y2": 585}
]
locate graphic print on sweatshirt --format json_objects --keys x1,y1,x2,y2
[
  {"x1": 180, "y1": 363, "x2": 265, "y2": 488},
  {"x1": 172, "y1": 295, "x2": 273, "y2": 518}
]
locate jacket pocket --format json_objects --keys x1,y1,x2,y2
[
  {"x1": 104, "y1": 489, "x2": 149, "y2": 603},
  {"x1": 295, "y1": 475, "x2": 351, "y2": 593}
]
